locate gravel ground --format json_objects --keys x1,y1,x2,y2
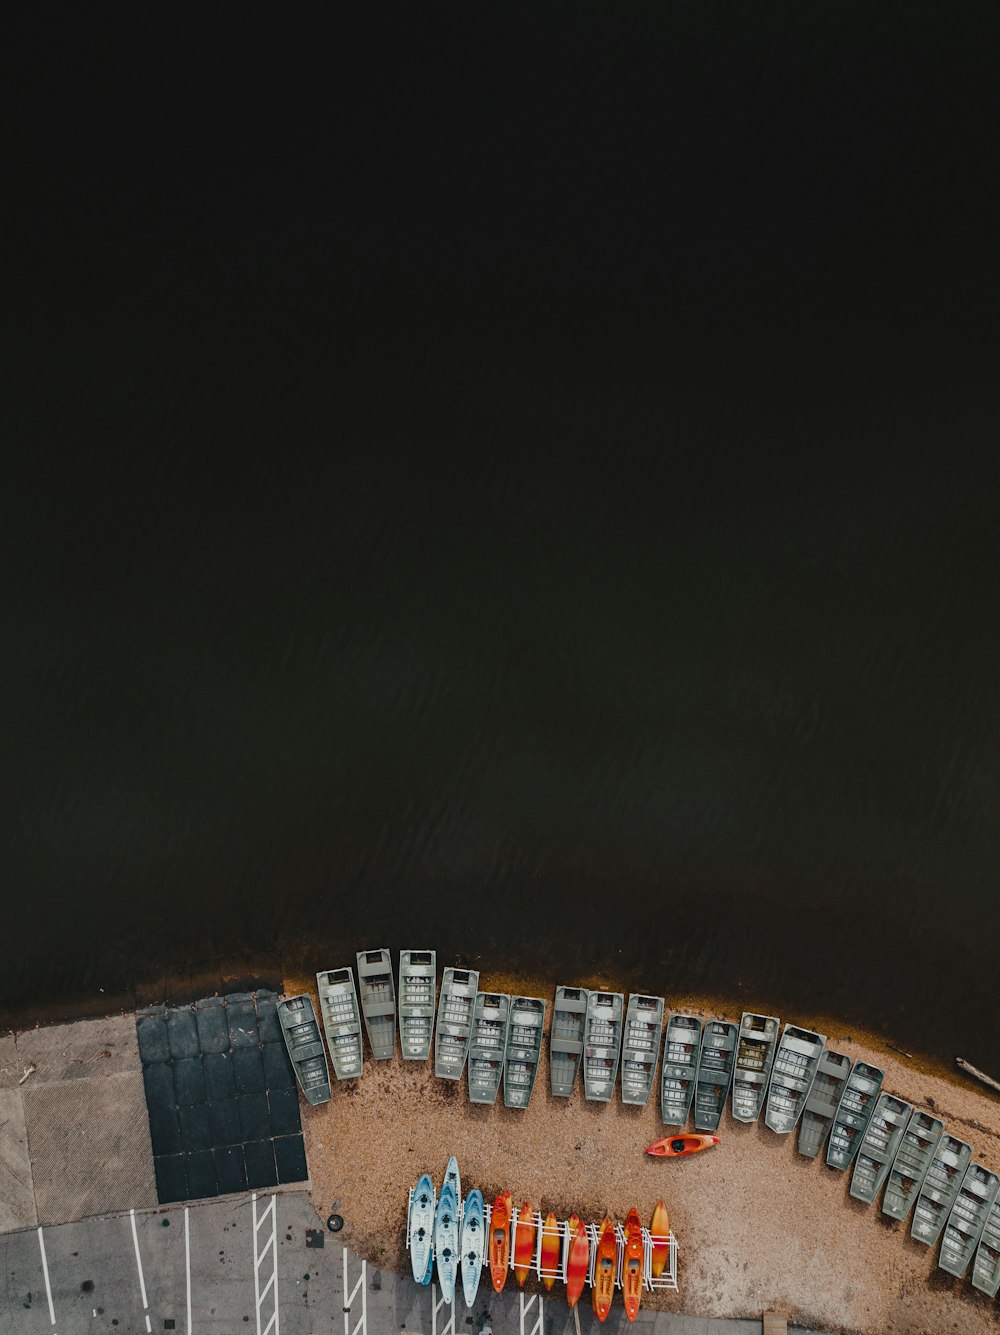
[{"x1": 285, "y1": 966, "x2": 1000, "y2": 1335}]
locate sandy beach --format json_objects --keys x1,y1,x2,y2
[{"x1": 284, "y1": 966, "x2": 1000, "y2": 1335}]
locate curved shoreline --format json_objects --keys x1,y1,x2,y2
[{"x1": 285, "y1": 965, "x2": 1000, "y2": 1335}]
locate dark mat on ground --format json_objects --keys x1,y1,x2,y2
[{"x1": 138, "y1": 990, "x2": 305, "y2": 1204}]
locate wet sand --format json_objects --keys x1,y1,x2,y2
[{"x1": 286, "y1": 968, "x2": 1000, "y2": 1335}]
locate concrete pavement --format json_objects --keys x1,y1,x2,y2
[{"x1": 0, "y1": 1189, "x2": 832, "y2": 1335}]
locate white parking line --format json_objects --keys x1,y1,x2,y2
[
  {"x1": 36, "y1": 1227, "x2": 56, "y2": 1328},
  {"x1": 185, "y1": 1206, "x2": 192, "y2": 1334},
  {"x1": 129, "y1": 1208, "x2": 153, "y2": 1334},
  {"x1": 252, "y1": 1192, "x2": 280, "y2": 1335}
]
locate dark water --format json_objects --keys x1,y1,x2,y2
[{"x1": 3, "y1": 10, "x2": 999, "y2": 1068}]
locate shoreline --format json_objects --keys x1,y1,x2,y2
[{"x1": 284, "y1": 963, "x2": 1000, "y2": 1335}]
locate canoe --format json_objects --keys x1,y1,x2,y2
[
  {"x1": 489, "y1": 1190, "x2": 512, "y2": 1292},
  {"x1": 660, "y1": 1013, "x2": 703, "y2": 1126},
  {"x1": 764, "y1": 1025, "x2": 827, "y2": 1134},
  {"x1": 513, "y1": 1201, "x2": 535, "y2": 1285},
  {"x1": 649, "y1": 1201, "x2": 670, "y2": 1279},
  {"x1": 693, "y1": 1020, "x2": 738, "y2": 1133},
  {"x1": 797, "y1": 1049, "x2": 852, "y2": 1158},
  {"x1": 620, "y1": 994, "x2": 665, "y2": 1106},
  {"x1": 434, "y1": 967, "x2": 480, "y2": 1080},
  {"x1": 409, "y1": 1173, "x2": 436, "y2": 1285},
  {"x1": 882, "y1": 1110, "x2": 943, "y2": 1221},
  {"x1": 940, "y1": 1163, "x2": 1000, "y2": 1278},
  {"x1": 647, "y1": 1133, "x2": 719, "y2": 1157},
  {"x1": 825, "y1": 1061, "x2": 885, "y2": 1171},
  {"x1": 504, "y1": 996, "x2": 546, "y2": 1109},
  {"x1": 591, "y1": 1218, "x2": 616, "y2": 1322},
  {"x1": 911, "y1": 1133, "x2": 973, "y2": 1246},
  {"x1": 276, "y1": 994, "x2": 332, "y2": 1105},
  {"x1": 583, "y1": 991, "x2": 625, "y2": 1102},
  {"x1": 316, "y1": 968, "x2": 364, "y2": 1080},
  {"x1": 434, "y1": 1173, "x2": 460, "y2": 1303},
  {"x1": 622, "y1": 1208, "x2": 643, "y2": 1321},
  {"x1": 972, "y1": 1192, "x2": 1000, "y2": 1296},
  {"x1": 550, "y1": 985, "x2": 589, "y2": 1097},
  {"x1": 731, "y1": 1012, "x2": 780, "y2": 1124},
  {"x1": 460, "y1": 1188, "x2": 485, "y2": 1308},
  {"x1": 356, "y1": 948, "x2": 396, "y2": 1060},
  {"x1": 467, "y1": 993, "x2": 510, "y2": 1105},
  {"x1": 398, "y1": 949, "x2": 437, "y2": 1061},
  {"x1": 539, "y1": 1212, "x2": 560, "y2": 1291},
  {"x1": 566, "y1": 1214, "x2": 589, "y2": 1308},
  {"x1": 849, "y1": 1094, "x2": 913, "y2": 1204}
]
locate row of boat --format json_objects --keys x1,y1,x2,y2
[
  {"x1": 275, "y1": 952, "x2": 1000, "y2": 1297},
  {"x1": 406, "y1": 1156, "x2": 675, "y2": 1320}
]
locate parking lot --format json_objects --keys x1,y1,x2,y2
[
  {"x1": 1, "y1": 1188, "x2": 324, "y2": 1335},
  {"x1": 1, "y1": 1187, "x2": 809, "y2": 1335}
]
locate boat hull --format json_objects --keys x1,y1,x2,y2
[
  {"x1": 489, "y1": 1191, "x2": 512, "y2": 1293},
  {"x1": 460, "y1": 1189, "x2": 485, "y2": 1308},
  {"x1": 566, "y1": 1215, "x2": 589, "y2": 1307},
  {"x1": 409, "y1": 1174, "x2": 436, "y2": 1285},
  {"x1": 647, "y1": 1133, "x2": 719, "y2": 1157},
  {"x1": 649, "y1": 1201, "x2": 670, "y2": 1278}
]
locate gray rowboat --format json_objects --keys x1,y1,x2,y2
[
  {"x1": 276, "y1": 994, "x2": 332, "y2": 1105},
  {"x1": 825, "y1": 1061, "x2": 885, "y2": 1170},
  {"x1": 764, "y1": 1025, "x2": 827, "y2": 1134},
  {"x1": 797, "y1": 1049, "x2": 851, "y2": 1157},
  {"x1": 356, "y1": 948, "x2": 396, "y2": 1060},
  {"x1": 731, "y1": 1013, "x2": 780, "y2": 1124},
  {"x1": 939, "y1": 1163, "x2": 1000, "y2": 1278},
  {"x1": 468, "y1": 993, "x2": 510, "y2": 1104},
  {"x1": 582, "y1": 991, "x2": 624, "y2": 1102},
  {"x1": 661, "y1": 1013, "x2": 703, "y2": 1126},
  {"x1": 398, "y1": 950, "x2": 437, "y2": 1061},
  {"x1": 972, "y1": 1191, "x2": 1000, "y2": 1296},
  {"x1": 620, "y1": 994, "x2": 664, "y2": 1107},
  {"x1": 911, "y1": 1133, "x2": 973, "y2": 1246},
  {"x1": 550, "y1": 986, "x2": 588, "y2": 1097},
  {"x1": 434, "y1": 967, "x2": 480, "y2": 1080},
  {"x1": 882, "y1": 1110, "x2": 943, "y2": 1221},
  {"x1": 693, "y1": 1020, "x2": 738, "y2": 1133},
  {"x1": 504, "y1": 995, "x2": 545, "y2": 1108},
  {"x1": 849, "y1": 1094, "x2": 913, "y2": 1205},
  {"x1": 316, "y1": 968, "x2": 364, "y2": 1080}
]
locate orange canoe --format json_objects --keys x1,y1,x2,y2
[
  {"x1": 591, "y1": 1217, "x2": 616, "y2": 1323},
  {"x1": 622, "y1": 1208, "x2": 643, "y2": 1321},
  {"x1": 646, "y1": 1133, "x2": 720, "y2": 1157},
  {"x1": 565, "y1": 1214, "x2": 589, "y2": 1308},
  {"x1": 513, "y1": 1201, "x2": 535, "y2": 1286},
  {"x1": 540, "y1": 1212, "x2": 560, "y2": 1291},
  {"x1": 649, "y1": 1200, "x2": 670, "y2": 1279},
  {"x1": 489, "y1": 1191, "x2": 512, "y2": 1292}
]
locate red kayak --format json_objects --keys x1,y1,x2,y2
[
  {"x1": 565, "y1": 1214, "x2": 589, "y2": 1309},
  {"x1": 646, "y1": 1133, "x2": 720, "y2": 1157}
]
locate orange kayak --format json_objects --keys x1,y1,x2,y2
[
  {"x1": 565, "y1": 1214, "x2": 589, "y2": 1308},
  {"x1": 591, "y1": 1217, "x2": 616, "y2": 1322},
  {"x1": 622, "y1": 1208, "x2": 643, "y2": 1321},
  {"x1": 489, "y1": 1191, "x2": 512, "y2": 1292},
  {"x1": 513, "y1": 1201, "x2": 534, "y2": 1286},
  {"x1": 540, "y1": 1212, "x2": 560, "y2": 1291},
  {"x1": 646, "y1": 1133, "x2": 720, "y2": 1157},
  {"x1": 649, "y1": 1200, "x2": 670, "y2": 1278}
]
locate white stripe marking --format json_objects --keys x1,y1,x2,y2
[
  {"x1": 185, "y1": 1206, "x2": 192, "y2": 1334},
  {"x1": 37, "y1": 1227, "x2": 56, "y2": 1326},
  {"x1": 130, "y1": 1208, "x2": 150, "y2": 1310}
]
